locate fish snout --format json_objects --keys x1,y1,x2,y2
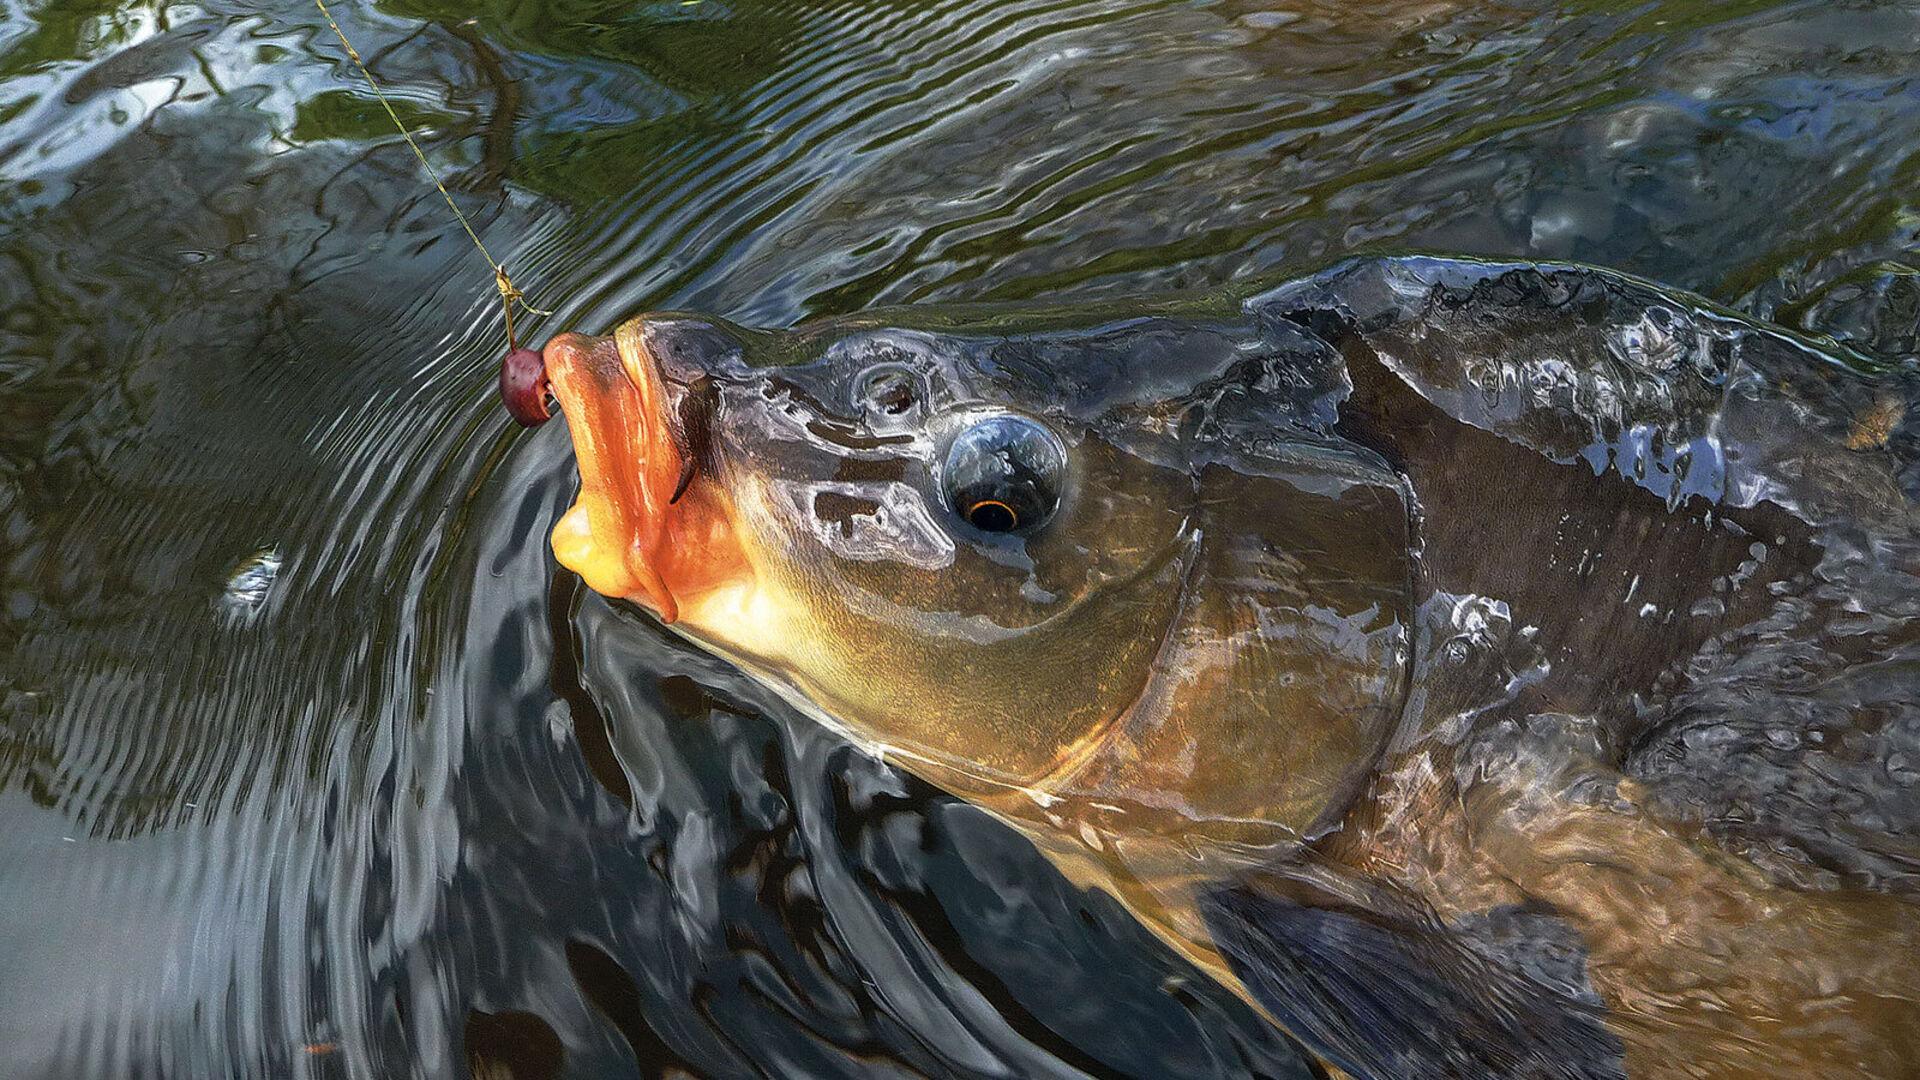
[
  {"x1": 542, "y1": 323, "x2": 747, "y2": 624},
  {"x1": 629, "y1": 315, "x2": 747, "y2": 385}
]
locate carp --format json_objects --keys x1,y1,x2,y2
[{"x1": 506, "y1": 255, "x2": 1920, "y2": 1079}]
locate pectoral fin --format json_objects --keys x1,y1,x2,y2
[{"x1": 1198, "y1": 881, "x2": 1625, "y2": 1080}]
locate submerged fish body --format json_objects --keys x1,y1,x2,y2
[{"x1": 530, "y1": 255, "x2": 1920, "y2": 1080}]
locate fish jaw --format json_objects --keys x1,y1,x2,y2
[{"x1": 543, "y1": 326, "x2": 750, "y2": 623}]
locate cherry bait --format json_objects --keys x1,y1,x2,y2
[{"x1": 499, "y1": 346, "x2": 552, "y2": 427}]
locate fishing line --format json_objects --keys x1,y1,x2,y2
[{"x1": 312, "y1": 0, "x2": 549, "y2": 349}]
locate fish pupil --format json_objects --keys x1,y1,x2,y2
[{"x1": 966, "y1": 500, "x2": 1019, "y2": 532}]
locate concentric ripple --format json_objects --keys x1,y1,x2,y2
[{"x1": 2, "y1": 0, "x2": 1919, "y2": 1075}]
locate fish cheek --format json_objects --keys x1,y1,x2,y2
[
  {"x1": 753, "y1": 444, "x2": 1200, "y2": 791},
  {"x1": 1055, "y1": 454, "x2": 1414, "y2": 869},
  {"x1": 782, "y1": 542, "x2": 1197, "y2": 794}
]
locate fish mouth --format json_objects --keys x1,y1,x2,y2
[{"x1": 542, "y1": 324, "x2": 747, "y2": 623}]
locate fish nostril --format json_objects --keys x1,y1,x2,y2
[{"x1": 856, "y1": 366, "x2": 921, "y2": 417}]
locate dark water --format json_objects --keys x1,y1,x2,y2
[{"x1": 2, "y1": 0, "x2": 1918, "y2": 1076}]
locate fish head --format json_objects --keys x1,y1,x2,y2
[{"x1": 541, "y1": 303, "x2": 1414, "y2": 894}]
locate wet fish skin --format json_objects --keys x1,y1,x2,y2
[
  {"x1": 533, "y1": 254, "x2": 1920, "y2": 1080},
  {"x1": 1247, "y1": 256, "x2": 1920, "y2": 1079}
]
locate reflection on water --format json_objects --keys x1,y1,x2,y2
[{"x1": 0, "y1": 0, "x2": 1916, "y2": 1075}]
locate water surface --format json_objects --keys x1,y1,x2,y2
[{"x1": 2, "y1": 0, "x2": 1918, "y2": 1075}]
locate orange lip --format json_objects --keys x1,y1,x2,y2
[{"x1": 543, "y1": 325, "x2": 746, "y2": 623}]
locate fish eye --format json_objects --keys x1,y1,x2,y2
[{"x1": 942, "y1": 414, "x2": 1067, "y2": 535}]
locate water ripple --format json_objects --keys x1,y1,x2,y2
[{"x1": 5, "y1": 0, "x2": 1920, "y2": 1075}]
